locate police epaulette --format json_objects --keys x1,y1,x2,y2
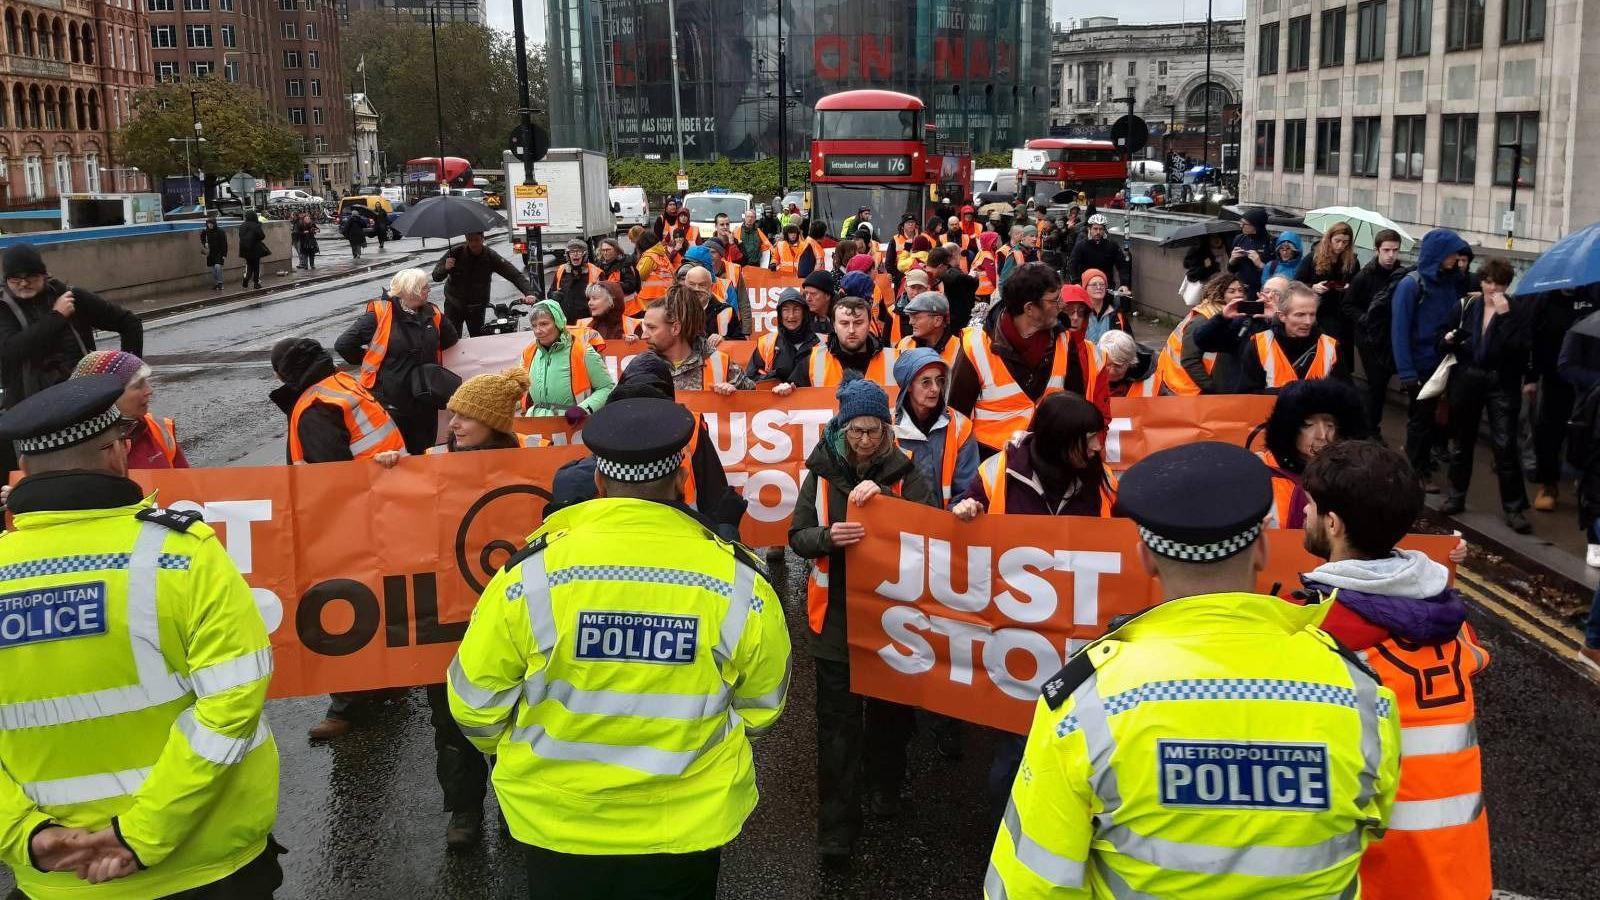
[
  {"x1": 501, "y1": 534, "x2": 550, "y2": 572},
  {"x1": 728, "y1": 541, "x2": 772, "y2": 582},
  {"x1": 1041, "y1": 651, "x2": 1095, "y2": 710},
  {"x1": 135, "y1": 507, "x2": 202, "y2": 533},
  {"x1": 1324, "y1": 633, "x2": 1381, "y2": 682}
]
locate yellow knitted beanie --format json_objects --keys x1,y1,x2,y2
[{"x1": 446, "y1": 366, "x2": 530, "y2": 435}]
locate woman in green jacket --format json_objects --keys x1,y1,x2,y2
[{"x1": 521, "y1": 299, "x2": 615, "y2": 421}]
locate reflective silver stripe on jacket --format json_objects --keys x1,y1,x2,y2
[
  {"x1": 712, "y1": 564, "x2": 756, "y2": 666},
  {"x1": 1099, "y1": 822, "x2": 1363, "y2": 878},
  {"x1": 176, "y1": 709, "x2": 273, "y2": 766},
  {"x1": 1338, "y1": 657, "x2": 1383, "y2": 814},
  {"x1": 22, "y1": 767, "x2": 153, "y2": 806},
  {"x1": 448, "y1": 656, "x2": 519, "y2": 711},
  {"x1": 540, "y1": 679, "x2": 729, "y2": 720},
  {"x1": 1071, "y1": 672, "x2": 1126, "y2": 824},
  {"x1": 190, "y1": 648, "x2": 274, "y2": 698},
  {"x1": 1001, "y1": 798, "x2": 1086, "y2": 888},
  {"x1": 1388, "y1": 792, "x2": 1484, "y2": 831},
  {"x1": 360, "y1": 303, "x2": 389, "y2": 382},
  {"x1": 1400, "y1": 722, "x2": 1477, "y2": 757},
  {"x1": 513, "y1": 711, "x2": 736, "y2": 777}
]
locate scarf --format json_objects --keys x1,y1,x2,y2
[{"x1": 999, "y1": 312, "x2": 1052, "y2": 369}]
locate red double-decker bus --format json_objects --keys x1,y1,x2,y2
[
  {"x1": 403, "y1": 156, "x2": 474, "y2": 201},
  {"x1": 1014, "y1": 138, "x2": 1126, "y2": 207},
  {"x1": 810, "y1": 90, "x2": 936, "y2": 235}
]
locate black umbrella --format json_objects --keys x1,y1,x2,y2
[
  {"x1": 1160, "y1": 219, "x2": 1241, "y2": 247},
  {"x1": 390, "y1": 194, "x2": 505, "y2": 239}
]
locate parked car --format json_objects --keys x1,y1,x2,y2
[
  {"x1": 609, "y1": 186, "x2": 648, "y2": 230},
  {"x1": 337, "y1": 195, "x2": 400, "y2": 240},
  {"x1": 269, "y1": 188, "x2": 324, "y2": 205},
  {"x1": 453, "y1": 188, "x2": 488, "y2": 204}
]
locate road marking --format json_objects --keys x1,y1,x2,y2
[{"x1": 1457, "y1": 565, "x2": 1596, "y2": 682}]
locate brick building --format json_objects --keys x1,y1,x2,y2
[
  {"x1": 0, "y1": 0, "x2": 153, "y2": 205},
  {"x1": 145, "y1": 0, "x2": 351, "y2": 196}
]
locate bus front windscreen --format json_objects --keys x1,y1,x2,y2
[
  {"x1": 816, "y1": 109, "x2": 920, "y2": 141},
  {"x1": 812, "y1": 184, "x2": 924, "y2": 237}
]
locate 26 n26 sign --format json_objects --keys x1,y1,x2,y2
[{"x1": 510, "y1": 183, "x2": 549, "y2": 227}]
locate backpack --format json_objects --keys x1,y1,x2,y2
[{"x1": 1357, "y1": 266, "x2": 1418, "y2": 361}]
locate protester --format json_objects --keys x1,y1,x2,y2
[
  {"x1": 840, "y1": 205, "x2": 872, "y2": 240},
  {"x1": 342, "y1": 207, "x2": 368, "y2": 260},
  {"x1": 200, "y1": 214, "x2": 228, "y2": 290},
  {"x1": 801, "y1": 269, "x2": 837, "y2": 333},
  {"x1": 293, "y1": 211, "x2": 319, "y2": 271},
  {"x1": 798, "y1": 220, "x2": 829, "y2": 277},
  {"x1": 774, "y1": 223, "x2": 805, "y2": 275},
  {"x1": 1258, "y1": 231, "x2": 1303, "y2": 284},
  {"x1": 0, "y1": 243, "x2": 144, "y2": 416},
  {"x1": 431, "y1": 231, "x2": 535, "y2": 338},
  {"x1": 1096, "y1": 329, "x2": 1160, "y2": 397},
  {"x1": 1170, "y1": 273, "x2": 1243, "y2": 395},
  {"x1": 519, "y1": 299, "x2": 614, "y2": 420},
  {"x1": 892, "y1": 346, "x2": 978, "y2": 506},
  {"x1": 1438, "y1": 258, "x2": 1533, "y2": 531},
  {"x1": 926, "y1": 245, "x2": 979, "y2": 328},
  {"x1": 999, "y1": 225, "x2": 1038, "y2": 288},
  {"x1": 895, "y1": 290, "x2": 961, "y2": 371},
  {"x1": 1345, "y1": 228, "x2": 1408, "y2": 430},
  {"x1": 1079, "y1": 268, "x2": 1131, "y2": 343},
  {"x1": 552, "y1": 239, "x2": 602, "y2": 322},
  {"x1": 747, "y1": 287, "x2": 820, "y2": 384},
  {"x1": 1394, "y1": 228, "x2": 1473, "y2": 490},
  {"x1": 595, "y1": 237, "x2": 641, "y2": 297},
  {"x1": 830, "y1": 239, "x2": 860, "y2": 294},
  {"x1": 886, "y1": 216, "x2": 921, "y2": 285},
  {"x1": 779, "y1": 296, "x2": 896, "y2": 391},
  {"x1": 336, "y1": 267, "x2": 459, "y2": 454},
  {"x1": 1194, "y1": 279, "x2": 1338, "y2": 393},
  {"x1": 971, "y1": 231, "x2": 1001, "y2": 310},
  {"x1": 681, "y1": 258, "x2": 744, "y2": 342},
  {"x1": 237, "y1": 211, "x2": 269, "y2": 289},
  {"x1": 1180, "y1": 235, "x2": 1228, "y2": 305},
  {"x1": 642, "y1": 285, "x2": 748, "y2": 393},
  {"x1": 1065, "y1": 214, "x2": 1126, "y2": 288},
  {"x1": 789, "y1": 377, "x2": 940, "y2": 870},
  {"x1": 633, "y1": 232, "x2": 672, "y2": 312},
  {"x1": 1298, "y1": 441, "x2": 1491, "y2": 900},
  {"x1": 372, "y1": 205, "x2": 390, "y2": 251},
  {"x1": 70, "y1": 349, "x2": 188, "y2": 468},
  {"x1": 1256, "y1": 377, "x2": 1369, "y2": 528},
  {"x1": 1529, "y1": 286, "x2": 1600, "y2": 511},
  {"x1": 1226, "y1": 207, "x2": 1272, "y2": 297},
  {"x1": 576, "y1": 281, "x2": 640, "y2": 341},
  {"x1": 949, "y1": 262, "x2": 1100, "y2": 453},
  {"x1": 1296, "y1": 221, "x2": 1361, "y2": 379},
  {"x1": 651, "y1": 196, "x2": 680, "y2": 238},
  {"x1": 733, "y1": 209, "x2": 773, "y2": 270}
]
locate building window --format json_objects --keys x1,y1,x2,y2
[
  {"x1": 283, "y1": 50, "x2": 299, "y2": 67},
  {"x1": 54, "y1": 154, "x2": 70, "y2": 193},
  {"x1": 1503, "y1": 0, "x2": 1545, "y2": 43},
  {"x1": 1438, "y1": 114, "x2": 1477, "y2": 183},
  {"x1": 1356, "y1": 0, "x2": 1387, "y2": 62},
  {"x1": 1398, "y1": 0, "x2": 1432, "y2": 57},
  {"x1": 219, "y1": 0, "x2": 233, "y2": 10},
  {"x1": 1284, "y1": 119, "x2": 1307, "y2": 170},
  {"x1": 318, "y1": 162, "x2": 329, "y2": 180},
  {"x1": 1315, "y1": 118, "x2": 1342, "y2": 174},
  {"x1": 309, "y1": 78, "x2": 320, "y2": 97},
  {"x1": 1258, "y1": 23, "x2": 1280, "y2": 75},
  {"x1": 146, "y1": 0, "x2": 173, "y2": 10},
  {"x1": 311, "y1": 106, "x2": 322, "y2": 124},
  {"x1": 286, "y1": 79, "x2": 303, "y2": 96},
  {"x1": 1495, "y1": 112, "x2": 1538, "y2": 185},
  {"x1": 314, "y1": 136, "x2": 326, "y2": 151},
  {"x1": 224, "y1": 59, "x2": 238, "y2": 82},
  {"x1": 306, "y1": 23, "x2": 316, "y2": 39},
  {"x1": 289, "y1": 106, "x2": 304, "y2": 124},
  {"x1": 182, "y1": 0, "x2": 209, "y2": 10},
  {"x1": 277, "y1": 0, "x2": 294, "y2": 8},
  {"x1": 189, "y1": 60, "x2": 212, "y2": 78},
  {"x1": 24, "y1": 155, "x2": 43, "y2": 200},
  {"x1": 1127, "y1": 61, "x2": 1136, "y2": 76},
  {"x1": 1158, "y1": 61, "x2": 1167, "y2": 75},
  {"x1": 1446, "y1": 0, "x2": 1484, "y2": 49},
  {"x1": 1392, "y1": 115, "x2": 1426, "y2": 179},
  {"x1": 84, "y1": 151, "x2": 98, "y2": 189},
  {"x1": 156, "y1": 61, "x2": 178, "y2": 81},
  {"x1": 1255, "y1": 119, "x2": 1277, "y2": 169},
  {"x1": 1321, "y1": 8, "x2": 1347, "y2": 66},
  {"x1": 281, "y1": 22, "x2": 295, "y2": 38},
  {"x1": 150, "y1": 25, "x2": 175, "y2": 48},
  {"x1": 186, "y1": 24, "x2": 211, "y2": 48},
  {"x1": 1351, "y1": 116, "x2": 1382, "y2": 176},
  {"x1": 221, "y1": 24, "x2": 235, "y2": 47},
  {"x1": 1287, "y1": 16, "x2": 1311, "y2": 70},
  {"x1": 307, "y1": 50, "x2": 319, "y2": 68}
]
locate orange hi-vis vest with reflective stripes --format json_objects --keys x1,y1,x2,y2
[
  {"x1": 697, "y1": 349, "x2": 733, "y2": 389},
  {"x1": 288, "y1": 371, "x2": 406, "y2": 463},
  {"x1": 961, "y1": 324, "x2": 1070, "y2": 450},
  {"x1": 975, "y1": 448, "x2": 1117, "y2": 515},
  {"x1": 1253, "y1": 330, "x2": 1338, "y2": 388},
  {"x1": 680, "y1": 414, "x2": 702, "y2": 507},
  {"x1": 519, "y1": 338, "x2": 594, "y2": 411},
  {"x1": 142, "y1": 414, "x2": 179, "y2": 466},
  {"x1": 904, "y1": 409, "x2": 974, "y2": 504},
  {"x1": 1158, "y1": 308, "x2": 1215, "y2": 396},
  {"x1": 805, "y1": 344, "x2": 896, "y2": 388},
  {"x1": 553, "y1": 262, "x2": 601, "y2": 289},
  {"x1": 973, "y1": 251, "x2": 997, "y2": 296},
  {"x1": 774, "y1": 239, "x2": 803, "y2": 275},
  {"x1": 896, "y1": 332, "x2": 963, "y2": 373},
  {"x1": 806, "y1": 481, "x2": 898, "y2": 633},
  {"x1": 1117, "y1": 366, "x2": 1163, "y2": 398},
  {"x1": 1256, "y1": 449, "x2": 1300, "y2": 528},
  {"x1": 359, "y1": 299, "x2": 444, "y2": 389},
  {"x1": 1354, "y1": 622, "x2": 1491, "y2": 900}
]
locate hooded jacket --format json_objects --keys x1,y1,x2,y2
[
  {"x1": 1227, "y1": 208, "x2": 1274, "y2": 293},
  {"x1": 523, "y1": 300, "x2": 615, "y2": 416},
  {"x1": 1299, "y1": 550, "x2": 1468, "y2": 651},
  {"x1": 334, "y1": 292, "x2": 460, "y2": 417},
  {"x1": 269, "y1": 339, "x2": 351, "y2": 463},
  {"x1": 1259, "y1": 231, "x2": 1304, "y2": 283},
  {"x1": 893, "y1": 347, "x2": 979, "y2": 505},
  {"x1": 0, "y1": 278, "x2": 143, "y2": 408},
  {"x1": 1392, "y1": 229, "x2": 1472, "y2": 383},
  {"x1": 747, "y1": 303, "x2": 820, "y2": 382}
]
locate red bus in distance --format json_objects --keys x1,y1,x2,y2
[
  {"x1": 1014, "y1": 138, "x2": 1126, "y2": 207},
  {"x1": 810, "y1": 90, "x2": 933, "y2": 237},
  {"x1": 404, "y1": 156, "x2": 475, "y2": 200}
]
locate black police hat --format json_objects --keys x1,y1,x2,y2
[
  {"x1": 1115, "y1": 442, "x2": 1273, "y2": 562},
  {"x1": 585, "y1": 398, "x2": 694, "y2": 483},
  {"x1": 0, "y1": 374, "x2": 124, "y2": 455}
]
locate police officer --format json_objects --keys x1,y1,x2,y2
[
  {"x1": 448, "y1": 397, "x2": 791, "y2": 900},
  {"x1": 0, "y1": 376, "x2": 281, "y2": 898},
  {"x1": 987, "y1": 441, "x2": 1400, "y2": 899}
]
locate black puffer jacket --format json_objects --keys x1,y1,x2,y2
[
  {"x1": 268, "y1": 339, "x2": 349, "y2": 463},
  {"x1": 333, "y1": 294, "x2": 460, "y2": 418},
  {"x1": 430, "y1": 244, "x2": 534, "y2": 309},
  {"x1": 0, "y1": 278, "x2": 143, "y2": 408}
]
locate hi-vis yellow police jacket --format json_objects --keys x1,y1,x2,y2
[
  {"x1": 988, "y1": 592, "x2": 1400, "y2": 899},
  {"x1": 0, "y1": 497, "x2": 277, "y2": 899},
  {"x1": 448, "y1": 497, "x2": 791, "y2": 855}
]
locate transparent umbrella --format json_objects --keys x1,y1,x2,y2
[{"x1": 1302, "y1": 206, "x2": 1415, "y2": 251}]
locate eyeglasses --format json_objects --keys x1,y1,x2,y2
[
  {"x1": 845, "y1": 424, "x2": 885, "y2": 441},
  {"x1": 4, "y1": 274, "x2": 41, "y2": 286}
]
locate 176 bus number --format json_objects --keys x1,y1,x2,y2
[{"x1": 824, "y1": 155, "x2": 912, "y2": 177}]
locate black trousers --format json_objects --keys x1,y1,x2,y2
[
  {"x1": 1447, "y1": 366, "x2": 1529, "y2": 512},
  {"x1": 445, "y1": 301, "x2": 490, "y2": 338},
  {"x1": 243, "y1": 258, "x2": 261, "y2": 286},
  {"x1": 523, "y1": 843, "x2": 720, "y2": 900},
  {"x1": 813, "y1": 657, "x2": 914, "y2": 853},
  {"x1": 393, "y1": 407, "x2": 440, "y2": 455},
  {"x1": 163, "y1": 837, "x2": 285, "y2": 899},
  {"x1": 425, "y1": 683, "x2": 489, "y2": 813},
  {"x1": 1358, "y1": 345, "x2": 1395, "y2": 435},
  {"x1": 1404, "y1": 382, "x2": 1444, "y2": 479},
  {"x1": 1535, "y1": 374, "x2": 1577, "y2": 484}
]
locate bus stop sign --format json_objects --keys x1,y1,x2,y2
[{"x1": 1111, "y1": 115, "x2": 1150, "y2": 156}]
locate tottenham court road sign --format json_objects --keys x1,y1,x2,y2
[{"x1": 510, "y1": 184, "x2": 549, "y2": 228}]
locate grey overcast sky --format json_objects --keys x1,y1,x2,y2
[{"x1": 482, "y1": 0, "x2": 1246, "y2": 42}]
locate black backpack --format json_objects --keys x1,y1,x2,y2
[{"x1": 1357, "y1": 266, "x2": 1418, "y2": 360}]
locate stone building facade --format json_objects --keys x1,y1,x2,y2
[
  {"x1": 0, "y1": 0, "x2": 153, "y2": 204},
  {"x1": 1241, "y1": 0, "x2": 1581, "y2": 249}
]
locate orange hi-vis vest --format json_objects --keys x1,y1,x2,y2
[
  {"x1": 288, "y1": 371, "x2": 406, "y2": 464},
  {"x1": 359, "y1": 299, "x2": 443, "y2": 389},
  {"x1": 806, "y1": 481, "x2": 899, "y2": 633},
  {"x1": 575, "y1": 315, "x2": 642, "y2": 338},
  {"x1": 1118, "y1": 366, "x2": 1163, "y2": 398},
  {"x1": 696, "y1": 349, "x2": 733, "y2": 389},
  {"x1": 679, "y1": 414, "x2": 703, "y2": 507},
  {"x1": 872, "y1": 274, "x2": 901, "y2": 343},
  {"x1": 1355, "y1": 622, "x2": 1491, "y2": 900},
  {"x1": 754, "y1": 332, "x2": 781, "y2": 375},
  {"x1": 961, "y1": 324, "x2": 1069, "y2": 449},
  {"x1": 805, "y1": 344, "x2": 897, "y2": 388},
  {"x1": 519, "y1": 338, "x2": 594, "y2": 411},
  {"x1": 896, "y1": 333, "x2": 963, "y2": 373},
  {"x1": 904, "y1": 409, "x2": 974, "y2": 504},
  {"x1": 732, "y1": 224, "x2": 771, "y2": 255},
  {"x1": 973, "y1": 250, "x2": 997, "y2": 296},
  {"x1": 975, "y1": 449, "x2": 1117, "y2": 515},
  {"x1": 1253, "y1": 330, "x2": 1338, "y2": 388},
  {"x1": 1256, "y1": 449, "x2": 1300, "y2": 528},
  {"x1": 553, "y1": 262, "x2": 601, "y2": 290},
  {"x1": 1158, "y1": 309, "x2": 1215, "y2": 396},
  {"x1": 774, "y1": 239, "x2": 803, "y2": 274},
  {"x1": 944, "y1": 238, "x2": 969, "y2": 272},
  {"x1": 142, "y1": 414, "x2": 179, "y2": 466},
  {"x1": 710, "y1": 304, "x2": 737, "y2": 338}
]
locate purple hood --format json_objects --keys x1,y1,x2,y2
[{"x1": 1301, "y1": 550, "x2": 1467, "y2": 645}]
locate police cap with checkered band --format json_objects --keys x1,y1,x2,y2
[
  {"x1": 0, "y1": 374, "x2": 125, "y2": 456},
  {"x1": 585, "y1": 397, "x2": 695, "y2": 484},
  {"x1": 1114, "y1": 441, "x2": 1273, "y2": 563}
]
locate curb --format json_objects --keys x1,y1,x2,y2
[{"x1": 137, "y1": 251, "x2": 427, "y2": 323}]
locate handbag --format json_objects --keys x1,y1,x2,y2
[
  {"x1": 1418, "y1": 297, "x2": 1471, "y2": 401},
  {"x1": 409, "y1": 363, "x2": 462, "y2": 410},
  {"x1": 1179, "y1": 277, "x2": 1204, "y2": 307}
]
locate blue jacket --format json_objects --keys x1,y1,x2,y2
[
  {"x1": 893, "y1": 346, "x2": 979, "y2": 505},
  {"x1": 1258, "y1": 231, "x2": 1304, "y2": 284},
  {"x1": 1392, "y1": 229, "x2": 1472, "y2": 383}
]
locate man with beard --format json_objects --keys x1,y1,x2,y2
[{"x1": 776, "y1": 297, "x2": 896, "y2": 392}]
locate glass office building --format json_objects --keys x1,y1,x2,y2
[{"x1": 546, "y1": 0, "x2": 1051, "y2": 160}]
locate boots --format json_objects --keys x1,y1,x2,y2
[
  {"x1": 445, "y1": 810, "x2": 481, "y2": 851},
  {"x1": 1534, "y1": 484, "x2": 1558, "y2": 511},
  {"x1": 306, "y1": 716, "x2": 350, "y2": 740}
]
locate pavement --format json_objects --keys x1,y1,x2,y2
[{"x1": 1, "y1": 279, "x2": 1597, "y2": 898}]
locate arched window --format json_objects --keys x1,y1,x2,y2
[
  {"x1": 68, "y1": 21, "x2": 78, "y2": 63},
  {"x1": 38, "y1": 17, "x2": 51, "y2": 59},
  {"x1": 80, "y1": 24, "x2": 92, "y2": 64},
  {"x1": 21, "y1": 13, "x2": 35, "y2": 57},
  {"x1": 57, "y1": 87, "x2": 70, "y2": 129},
  {"x1": 11, "y1": 85, "x2": 24, "y2": 130},
  {"x1": 0, "y1": 82, "x2": 8, "y2": 129},
  {"x1": 28, "y1": 86, "x2": 42, "y2": 129},
  {"x1": 6, "y1": 12, "x2": 18, "y2": 56},
  {"x1": 1184, "y1": 82, "x2": 1232, "y2": 128},
  {"x1": 42, "y1": 88, "x2": 56, "y2": 129},
  {"x1": 74, "y1": 88, "x2": 85, "y2": 131},
  {"x1": 86, "y1": 90, "x2": 98, "y2": 130},
  {"x1": 52, "y1": 18, "x2": 64, "y2": 61}
]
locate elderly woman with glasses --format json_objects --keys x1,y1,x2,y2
[
  {"x1": 70, "y1": 350, "x2": 188, "y2": 469},
  {"x1": 788, "y1": 376, "x2": 940, "y2": 868}
]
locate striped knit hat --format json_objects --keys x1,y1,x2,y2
[{"x1": 71, "y1": 350, "x2": 148, "y2": 386}]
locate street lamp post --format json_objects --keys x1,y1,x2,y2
[
  {"x1": 189, "y1": 90, "x2": 206, "y2": 210},
  {"x1": 1202, "y1": 0, "x2": 1213, "y2": 168},
  {"x1": 666, "y1": 0, "x2": 686, "y2": 187},
  {"x1": 776, "y1": 0, "x2": 788, "y2": 196},
  {"x1": 167, "y1": 136, "x2": 207, "y2": 207},
  {"x1": 429, "y1": 1, "x2": 447, "y2": 193},
  {"x1": 1500, "y1": 140, "x2": 1524, "y2": 250}
]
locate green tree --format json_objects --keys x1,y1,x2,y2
[
  {"x1": 115, "y1": 78, "x2": 303, "y2": 200},
  {"x1": 342, "y1": 12, "x2": 545, "y2": 173}
]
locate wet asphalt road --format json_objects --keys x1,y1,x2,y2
[{"x1": 3, "y1": 265, "x2": 1599, "y2": 898}]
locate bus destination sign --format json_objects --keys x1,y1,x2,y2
[{"x1": 824, "y1": 155, "x2": 913, "y2": 177}]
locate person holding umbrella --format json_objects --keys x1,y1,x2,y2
[{"x1": 430, "y1": 232, "x2": 535, "y2": 337}]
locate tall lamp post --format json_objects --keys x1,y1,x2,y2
[
  {"x1": 1202, "y1": 0, "x2": 1213, "y2": 169},
  {"x1": 189, "y1": 90, "x2": 206, "y2": 210},
  {"x1": 167, "y1": 136, "x2": 207, "y2": 207},
  {"x1": 666, "y1": 0, "x2": 686, "y2": 190},
  {"x1": 429, "y1": 1, "x2": 447, "y2": 193}
]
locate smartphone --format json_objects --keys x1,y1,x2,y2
[
  {"x1": 1238, "y1": 300, "x2": 1266, "y2": 316},
  {"x1": 1326, "y1": 280, "x2": 1348, "y2": 291}
]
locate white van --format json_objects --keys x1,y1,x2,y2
[
  {"x1": 972, "y1": 168, "x2": 1019, "y2": 199},
  {"x1": 610, "y1": 186, "x2": 648, "y2": 229}
]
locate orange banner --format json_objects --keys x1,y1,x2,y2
[
  {"x1": 1104, "y1": 395, "x2": 1276, "y2": 472},
  {"x1": 743, "y1": 268, "x2": 803, "y2": 339},
  {"x1": 130, "y1": 446, "x2": 585, "y2": 698},
  {"x1": 843, "y1": 496, "x2": 1458, "y2": 734}
]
